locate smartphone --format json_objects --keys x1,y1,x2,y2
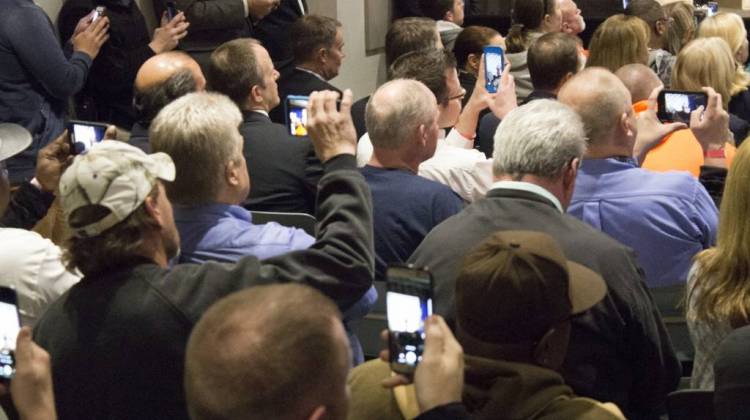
[
  {"x1": 483, "y1": 46, "x2": 505, "y2": 94},
  {"x1": 166, "y1": 1, "x2": 177, "y2": 20},
  {"x1": 68, "y1": 120, "x2": 109, "y2": 155},
  {"x1": 657, "y1": 90, "x2": 708, "y2": 126},
  {"x1": 0, "y1": 287, "x2": 20, "y2": 381},
  {"x1": 707, "y1": 1, "x2": 718, "y2": 16},
  {"x1": 285, "y1": 95, "x2": 309, "y2": 137},
  {"x1": 387, "y1": 265, "x2": 433, "y2": 376},
  {"x1": 91, "y1": 5, "x2": 105, "y2": 22},
  {"x1": 623, "y1": 0, "x2": 630, "y2": 10}
]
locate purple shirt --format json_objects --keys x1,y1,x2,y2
[{"x1": 569, "y1": 158, "x2": 718, "y2": 288}]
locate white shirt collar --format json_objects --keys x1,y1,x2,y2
[
  {"x1": 489, "y1": 181, "x2": 564, "y2": 213},
  {"x1": 251, "y1": 110, "x2": 269, "y2": 117},
  {"x1": 437, "y1": 20, "x2": 462, "y2": 31}
]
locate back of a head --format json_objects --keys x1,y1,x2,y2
[
  {"x1": 453, "y1": 26, "x2": 502, "y2": 70},
  {"x1": 185, "y1": 284, "x2": 347, "y2": 420},
  {"x1": 149, "y1": 92, "x2": 242, "y2": 206},
  {"x1": 615, "y1": 63, "x2": 662, "y2": 103},
  {"x1": 133, "y1": 52, "x2": 201, "y2": 126},
  {"x1": 664, "y1": 1, "x2": 695, "y2": 55},
  {"x1": 624, "y1": 0, "x2": 664, "y2": 29},
  {"x1": 528, "y1": 32, "x2": 580, "y2": 92},
  {"x1": 385, "y1": 17, "x2": 440, "y2": 68},
  {"x1": 492, "y1": 99, "x2": 586, "y2": 179},
  {"x1": 207, "y1": 38, "x2": 263, "y2": 109},
  {"x1": 290, "y1": 14, "x2": 342, "y2": 64},
  {"x1": 389, "y1": 48, "x2": 457, "y2": 104},
  {"x1": 672, "y1": 37, "x2": 737, "y2": 108},
  {"x1": 365, "y1": 79, "x2": 437, "y2": 150},
  {"x1": 419, "y1": 0, "x2": 453, "y2": 21},
  {"x1": 558, "y1": 68, "x2": 631, "y2": 147},
  {"x1": 506, "y1": 0, "x2": 547, "y2": 53},
  {"x1": 698, "y1": 12, "x2": 747, "y2": 58},
  {"x1": 586, "y1": 14, "x2": 650, "y2": 73}
]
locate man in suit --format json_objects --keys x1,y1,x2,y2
[
  {"x1": 254, "y1": 0, "x2": 307, "y2": 76},
  {"x1": 207, "y1": 38, "x2": 321, "y2": 215},
  {"x1": 409, "y1": 99, "x2": 681, "y2": 420},
  {"x1": 153, "y1": 0, "x2": 280, "y2": 71},
  {"x1": 269, "y1": 14, "x2": 345, "y2": 124}
]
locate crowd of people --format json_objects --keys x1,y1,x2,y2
[{"x1": 1, "y1": 0, "x2": 750, "y2": 418}]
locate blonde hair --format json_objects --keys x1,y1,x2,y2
[
  {"x1": 691, "y1": 141, "x2": 750, "y2": 328},
  {"x1": 663, "y1": 1, "x2": 695, "y2": 55},
  {"x1": 587, "y1": 15, "x2": 650, "y2": 73},
  {"x1": 697, "y1": 12, "x2": 750, "y2": 94},
  {"x1": 672, "y1": 37, "x2": 746, "y2": 108}
]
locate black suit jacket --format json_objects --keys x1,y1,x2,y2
[
  {"x1": 409, "y1": 188, "x2": 681, "y2": 420},
  {"x1": 254, "y1": 0, "x2": 306, "y2": 74},
  {"x1": 351, "y1": 95, "x2": 370, "y2": 140},
  {"x1": 270, "y1": 68, "x2": 342, "y2": 124},
  {"x1": 240, "y1": 111, "x2": 322, "y2": 214}
]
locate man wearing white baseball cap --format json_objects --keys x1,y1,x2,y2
[
  {"x1": 32, "y1": 90, "x2": 374, "y2": 419},
  {"x1": 0, "y1": 124, "x2": 80, "y2": 328}
]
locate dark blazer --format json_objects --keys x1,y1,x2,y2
[
  {"x1": 254, "y1": 0, "x2": 306, "y2": 73},
  {"x1": 270, "y1": 68, "x2": 342, "y2": 124},
  {"x1": 240, "y1": 111, "x2": 322, "y2": 214},
  {"x1": 409, "y1": 187, "x2": 681, "y2": 420},
  {"x1": 351, "y1": 95, "x2": 370, "y2": 140},
  {"x1": 128, "y1": 121, "x2": 150, "y2": 153}
]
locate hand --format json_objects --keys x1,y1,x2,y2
[
  {"x1": 70, "y1": 9, "x2": 97, "y2": 40},
  {"x1": 380, "y1": 316, "x2": 464, "y2": 414},
  {"x1": 690, "y1": 87, "x2": 732, "y2": 152},
  {"x1": 464, "y1": 54, "x2": 496, "y2": 114},
  {"x1": 487, "y1": 62, "x2": 517, "y2": 120},
  {"x1": 149, "y1": 12, "x2": 190, "y2": 54},
  {"x1": 35, "y1": 131, "x2": 73, "y2": 194},
  {"x1": 10, "y1": 328, "x2": 57, "y2": 420},
  {"x1": 306, "y1": 89, "x2": 357, "y2": 163},
  {"x1": 633, "y1": 86, "x2": 687, "y2": 164},
  {"x1": 72, "y1": 15, "x2": 109, "y2": 59}
]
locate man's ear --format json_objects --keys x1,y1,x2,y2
[
  {"x1": 467, "y1": 53, "x2": 481, "y2": 73},
  {"x1": 249, "y1": 85, "x2": 264, "y2": 107},
  {"x1": 307, "y1": 406, "x2": 327, "y2": 420},
  {"x1": 143, "y1": 191, "x2": 165, "y2": 229},
  {"x1": 317, "y1": 47, "x2": 329, "y2": 65},
  {"x1": 620, "y1": 111, "x2": 634, "y2": 138},
  {"x1": 225, "y1": 159, "x2": 241, "y2": 187},
  {"x1": 563, "y1": 157, "x2": 579, "y2": 192},
  {"x1": 444, "y1": 10, "x2": 454, "y2": 22}
]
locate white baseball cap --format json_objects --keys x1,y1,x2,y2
[
  {"x1": 0, "y1": 124, "x2": 32, "y2": 162},
  {"x1": 59, "y1": 140, "x2": 175, "y2": 238}
]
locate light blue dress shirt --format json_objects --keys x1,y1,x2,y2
[{"x1": 569, "y1": 158, "x2": 718, "y2": 288}]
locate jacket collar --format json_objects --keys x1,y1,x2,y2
[{"x1": 487, "y1": 182, "x2": 563, "y2": 213}]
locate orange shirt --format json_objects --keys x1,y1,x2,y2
[{"x1": 636, "y1": 100, "x2": 734, "y2": 177}]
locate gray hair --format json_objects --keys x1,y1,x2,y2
[
  {"x1": 149, "y1": 92, "x2": 243, "y2": 205},
  {"x1": 492, "y1": 99, "x2": 587, "y2": 179},
  {"x1": 366, "y1": 79, "x2": 437, "y2": 150}
]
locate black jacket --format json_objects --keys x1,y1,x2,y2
[
  {"x1": 0, "y1": 182, "x2": 54, "y2": 229},
  {"x1": 409, "y1": 187, "x2": 681, "y2": 420},
  {"x1": 270, "y1": 68, "x2": 342, "y2": 124},
  {"x1": 240, "y1": 111, "x2": 322, "y2": 214},
  {"x1": 33, "y1": 155, "x2": 374, "y2": 419},
  {"x1": 57, "y1": 0, "x2": 154, "y2": 128}
]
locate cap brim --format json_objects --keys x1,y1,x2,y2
[
  {"x1": 149, "y1": 152, "x2": 176, "y2": 182},
  {"x1": 0, "y1": 124, "x2": 32, "y2": 161},
  {"x1": 566, "y1": 261, "x2": 607, "y2": 314}
]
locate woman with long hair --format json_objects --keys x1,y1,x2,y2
[
  {"x1": 687, "y1": 141, "x2": 750, "y2": 390},
  {"x1": 586, "y1": 14, "x2": 650, "y2": 73}
]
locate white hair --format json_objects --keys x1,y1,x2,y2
[
  {"x1": 492, "y1": 99, "x2": 587, "y2": 179},
  {"x1": 150, "y1": 92, "x2": 243, "y2": 205}
]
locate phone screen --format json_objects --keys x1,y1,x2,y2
[
  {"x1": 484, "y1": 46, "x2": 505, "y2": 94},
  {"x1": 658, "y1": 91, "x2": 707, "y2": 125},
  {"x1": 286, "y1": 96, "x2": 309, "y2": 137},
  {"x1": 707, "y1": 1, "x2": 718, "y2": 16},
  {"x1": 166, "y1": 1, "x2": 177, "y2": 20},
  {"x1": 387, "y1": 266, "x2": 432, "y2": 374},
  {"x1": 69, "y1": 121, "x2": 107, "y2": 155},
  {"x1": 0, "y1": 288, "x2": 20, "y2": 380}
]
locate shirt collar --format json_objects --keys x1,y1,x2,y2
[
  {"x1": 296, "y1": 67, "x2": 326, "y2": 82},
  {"x1": 489, "y1": 181, "x2": 564, "y2": 213},
  {"x1": 251, "y1": 109, "x2": 269, "y2": 117}
]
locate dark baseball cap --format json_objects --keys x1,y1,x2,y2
[{"x1": 456, "y1": 230, "x2": 606, "y2": 347}]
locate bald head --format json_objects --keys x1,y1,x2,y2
[
  {"x1": 133, "y1": 52, "x2": 206, "y2": 125},
  {"x1": 185, "y1": 284, "x2": 349, "y2": 420},
  {"x1": 366, "y1": 79, "x2": 438, "y2": 151},
  {"x1": 558, "y1": 68, "x2": 632, "y2": 146},
  {"x1": 615, "y1": 64, "x2": 662, "y2": 103}
]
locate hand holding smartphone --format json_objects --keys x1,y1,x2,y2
[
  {"x1": 166, "y1": 1, "x2": 178, "y2": 20},
  {"x1": 285, "y1": 96, "x2": 310, "y2": 137},
  {"x1": 386, "y1": 265, "x2": 433, "y2": 376},
  {"x1": 67, "y1": 120, "x2": 109, "y2": 155},
  {"x1": 483, "y1": 46, "x2": 505, "y2": 94},
  {"x1": 0, "y1": 287, "x2": 20, "y2": 381},
  {"x1": 656, "y1": 90, "x2": 708, "y2": 127}
]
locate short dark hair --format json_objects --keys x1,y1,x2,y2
[
  {"x1": 185, "y1": 284, "x2": 346, "y2": 420},
  {"x1": 133, "y1": 69, "x2": 198, "y2": 126},
  {"x1": 207, "y1": 38, "x2": 264, "y2": 109},
  {"x1": 389, "y1": 48, "x2": 457, "y2": 104},
  {"x1": 625, "y1": 0, "x2": 664, "y2": 30},
  {"x1": 506, "y1": 0, "x2": 557, "y2": 53},
  {"x1": 528, "y1": 32, "x2": 580, "y2": 91},
  {"x1": 290, "y1": 14, "x2": 342, "y2": 64},
  {"x1": 419, "y1": 0, "x2": 454, "y2": 21},
  {"x1": 453, "y1": 25, "x2": 501, "y2": 69},
  {"x1": 385, "y1": 17, "x2": 438, "y2": 67}
]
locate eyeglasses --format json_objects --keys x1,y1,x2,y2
[{"x1": 447, "y1": 88, "x2": 467, "y2": 102}]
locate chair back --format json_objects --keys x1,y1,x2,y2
[
  {"x1": 250, "y1": 211, "x2": 317, "y2": 236},
  {"x1": 667, "y1": 389, "x2": 716, "y2": 420}
]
